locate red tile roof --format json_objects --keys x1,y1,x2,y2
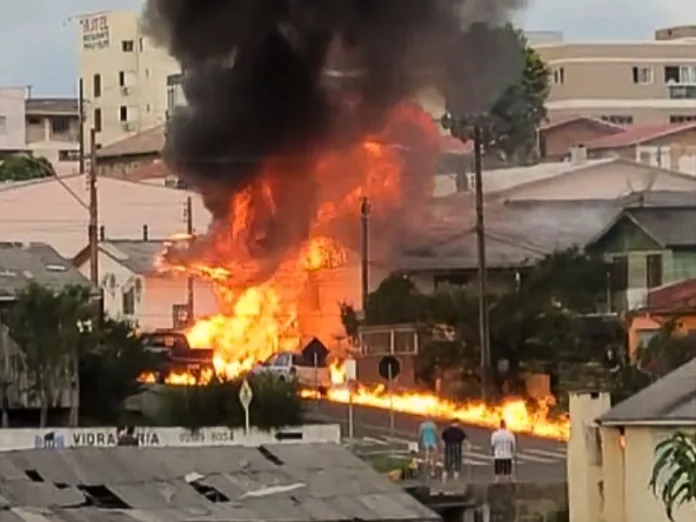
[
  {"x1": 540, "y1": 114, "x2": 624, "y2": 132},
  {"x1": 647, "y1": 278, "x2": 696, "y2": 311},
  {"x1": 585, "y1": 122, "x2": 696, "y2": 150}
]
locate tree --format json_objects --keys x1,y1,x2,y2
[
  {"x1": 0, "y1": 154, "x2": 55, "y2": 182},
  {"x1": 485, "y1": 34, "x2": 549, "y2": 163},
  {"x1": 156, "y1": 373, "x2": 303, "y2": 430},
  {"x1": 0, "y1": 283, "x2": 95, "y2": 427},
  {"x1": 79, "y1": 319, "x2": 160, "y2": 424},
  {"x1": 650, "y1": 431, "x2": 696, "y2": 519},
  {"x1": 444, "y1": 26, "x2": 549, "y2": 164}
]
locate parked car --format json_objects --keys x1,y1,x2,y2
[{"x1": 251, "y1": 351, "x2": 331, "y2": 394}]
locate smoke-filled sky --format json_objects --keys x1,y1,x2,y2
[{"x1": 0, "y1": 0, "x2": 693, "y2": 95}]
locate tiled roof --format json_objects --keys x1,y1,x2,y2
[
  {"x1": 25, "y1": 98, "x2": 78, "y2": 115},
  {"x1": 540, "y1": 115, "x2": 624, "y2": 132},
  {"x1": 399, "y1": 198, "x2": 621, "y2": 269},
  {"x1": 0, "y1": 242, "x2": 97, "y2": 300},
  {"x1": 599, "y1": 358, "x2": 696, "y2": 425},
  {"x1": 0, "y1": 443, "x2": 440, "y2": 522},
  {"x1": 98, "y1": 240, "x2": 167, "y2": 275},
  {"x1": 646, "y1": 278, "x2": 696, "y2": 311},
  {"x1": 584, "y1": 122, "x2": 696, "y2": 150},
  {"x1": 97, "y1": 124, "x2": 165, "y2": 159}
]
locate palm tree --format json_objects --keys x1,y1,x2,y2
[{"x1": 650, "y1": 431, "x2": 696, "y2": 520}]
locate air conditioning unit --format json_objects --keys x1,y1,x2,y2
[
  {"x1": 164, "y1": 175, "x2": 179, "y2": 187},
  {"x1": 121, "y1": 86, "x2": 130, "y2": 95}
]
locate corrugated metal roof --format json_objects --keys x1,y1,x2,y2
[
  {"x1": 0, "y1": 444, "x2": 439, "y2": 522},
  {"x1": 599, "y1": 358, "x2": 696, "y2": 425},
  {"x1": 0, "y1": 242, "x2": 97, "y2": 298}
]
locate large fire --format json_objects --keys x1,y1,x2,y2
[{"x1": 150, "y1": 102, "x2": 570, "y2": 441}]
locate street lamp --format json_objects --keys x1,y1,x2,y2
[{"x1": 440, "y1": 112, "x2": 491, "y2": 400}]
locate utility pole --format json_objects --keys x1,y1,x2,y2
[
  {"x1": 88, "y1": 128, "x2": 98, "y2": 285},
  {"x1": 441, "y1": 112, "x2": 491, "y2": 400},
  {"x1": 186, "y1": 196, "x2": 194, "y2": 320},
  {"x1": 360, "y1": 196, "x2": 370, "y2": 312},
  {"x1": 473, "y1": 124, "x2": 491, "y2": 400},
  {"x1": 78, "y1": 79, "x2": 85, "y2": 174}
]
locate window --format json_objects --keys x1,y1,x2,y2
[
  {"x1": 59, "y1": 150, "x2": 80, "y2": 162},
  {"x1": 610, "y1": 256, "x2": 628, "y2": 291},
  {"x1": 0, "y1": 115, "x2": 6, "y2": 134},
  {"x1": 118, "y1": 71, "x2": 125, "y2": 87},
  {"x1": 119, "y1": 106, "x2": 128, "y2": 122},
  {"x1": 93, "y1": 109, "x2": 102, "y2": 132},
  {"x1": 670, "y1": 114, "x2": 696, "y2": 124},
  {"x1": 274, "y1": 353, "x2": 291, "y2": 367},
  {"x1": 632, "y1": 66, "x2": 653, "y2": 84},
  {"x1": 51, "y1": 116, "x2": 70, "y2": 134},
  {"x1": 601, "y1": 115, "x2": 633, "y2": 125},
  {"x1": 664, "y1": 65, "x2": 696, "y2": 84},
  {"x1": 122, "y1": 288, "x2": 135, "y2": 315},
  {"x1": 646, "y1": 254, "x2": 663, "y2": 288},
  {"x1": 145, "y1": 104, "x2": 151, "y2": 112},
  {"x1": 144, "y1": 68, "x2": 150, "y2": 78},
  {"x1": 27, "y1": 117, "x2": 40, "y2": 125},
  {"x1": 93, "y1": 74, "x2": 101, "y2": 97},
  {"x1": 552, "y1": 67, "x2": 564, "y2": 84},
  {"x1": 139, "y1": 38, "x2": 143, "y2": 51},
  {"x1": 121, "y1": 40, "x2": 134, "y2": 52}
]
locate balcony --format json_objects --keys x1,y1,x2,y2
[{"x1": 668, "y1": 85, "x2": 696, "y2": 99}]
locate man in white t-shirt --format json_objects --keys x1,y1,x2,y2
[{"x1": 490, "y1": 420, "x2": 516, "y2": 482}]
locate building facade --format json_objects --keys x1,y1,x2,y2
[
  {"x1": 0, "y1": 87, "x2": 26, "y2": 152},
  {"x1": 76, "y1": 11, "x2": 180, "y2": 147},
  {"x1": 25, "y1": 98, "x2": 80, "y2": 175},
  {"x1": 536, "y1": 25, "x2": 696, "y2": 125}
]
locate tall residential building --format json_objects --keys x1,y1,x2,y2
[
  {"x1": 536, "y1": 25, "x2": 696, "y2": 125},
  {"x1": 77, "y1": 10, "x2": 180, "y2": 147}
]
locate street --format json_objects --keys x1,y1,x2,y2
[{"x1": 303, "y1": 399, "x2": 567, "y2": 484}]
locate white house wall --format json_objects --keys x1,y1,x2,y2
[{"x1": 140, "y1": 276, "x2": 218, "y2": 331}]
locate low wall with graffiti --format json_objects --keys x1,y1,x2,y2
[{"x1": 0, "y1": 424, "x2": 341, "y2": 451}]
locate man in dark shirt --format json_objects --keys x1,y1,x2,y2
[{"x1": 441, "y1": 419, "x2": 467, "y2": 482}]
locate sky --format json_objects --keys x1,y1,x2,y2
[{"x1": 0, "y1": 0, "x2": 694, "y2": 95}]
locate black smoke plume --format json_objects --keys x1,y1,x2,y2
[{"x1": 141, "y1": 0, "x2": 527, "y2": 275}]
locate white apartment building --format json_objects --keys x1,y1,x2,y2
[{"x1": 77, "y1": 10, "x2": 180, "y2": 147}]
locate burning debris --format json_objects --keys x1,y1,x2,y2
[{"x1": 134, "y1": 1, "x2": 572, "y2": 440}]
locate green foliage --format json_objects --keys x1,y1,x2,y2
[
  {"x1": 444, "y1": 26, "x2": 549, "y2": 163},
  {"x1": 156, "y1": 373, "x2": 302, "y2": 431},
  {"x1": 637, "y1": 319, "x2": 696, "y2": 379},
  {"x1": 0, "y1": 283, "x2": 95, "y2": 425},
  {"x1": 0, "y1": 154, "x2": 55, "y2": 182},
  {"x1": 650, "y1": 431, "x2": 696, "y2": 519},
  {"x1": 79, "y1": 319, "x2": 160, "y2": 423}
]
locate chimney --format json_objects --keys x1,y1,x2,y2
[
  {"x1": 570, "y1": 144, "x2": 587, "y2": 164},
  {"x1": 142, "y1": 225, "x2": 149, "y2": 241}
]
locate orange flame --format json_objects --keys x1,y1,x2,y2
[{"x1": 147, "y1": 102, "x2": 570, "y2": 441}]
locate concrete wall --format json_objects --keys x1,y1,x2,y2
[
  {"x1": 567, "y1": 392, "x2": 611, "y2": 522},
  {"x1": 0, "y1": 87, "x2": 26, "y2": 150}
]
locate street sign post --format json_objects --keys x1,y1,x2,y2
[
  {"x1": 239, "y1": 380, "x2": 253, "y2": 434},
  {"x1": 345, "y1": 359, "x2": 357, "y2": 440},
  {"x1": 378, "y1": 356, "x2": 400, "y2": 436}
]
